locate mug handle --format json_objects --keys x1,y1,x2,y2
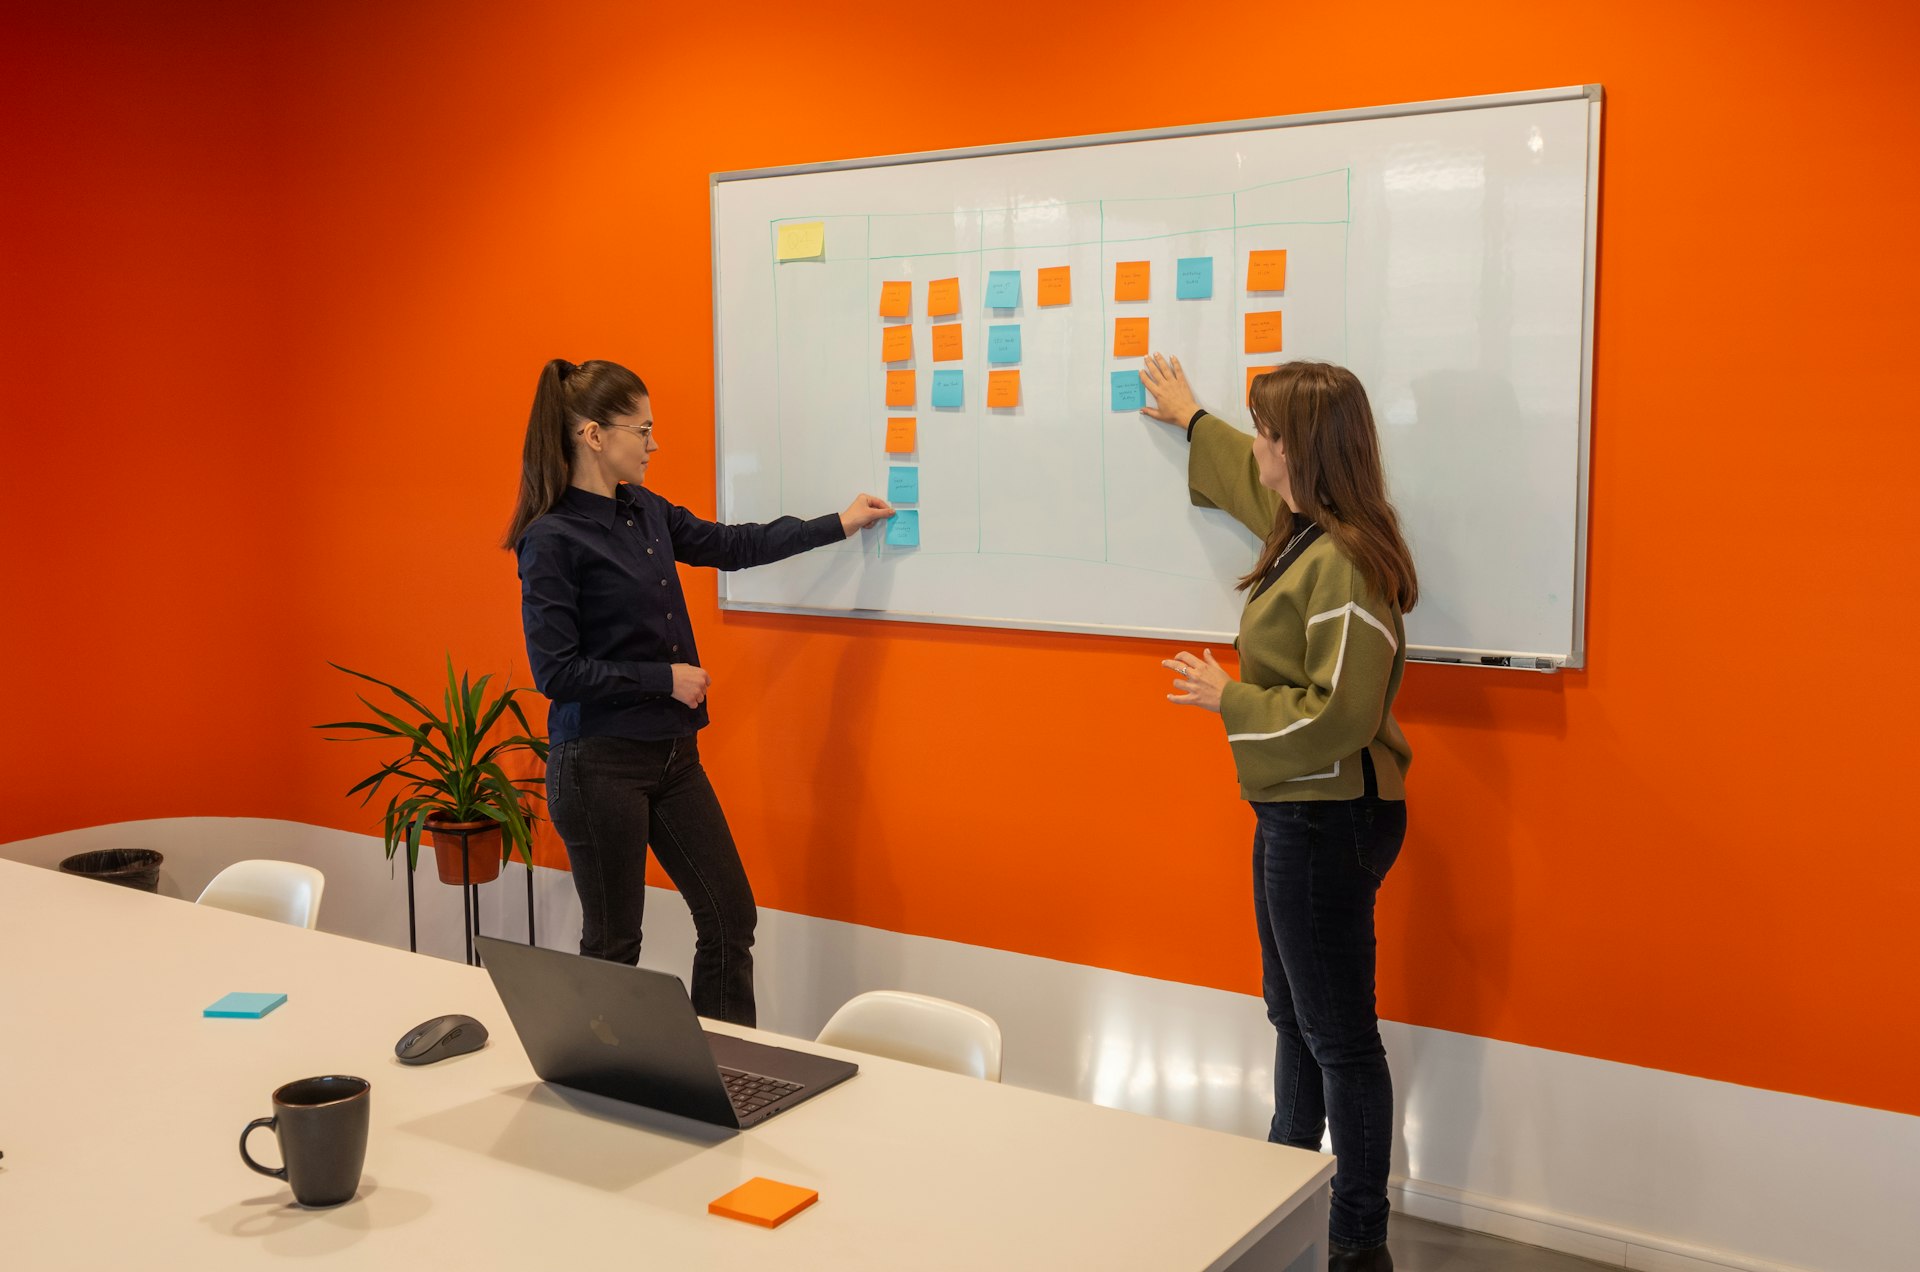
[{"x1": 239, "y1": 1116, "x2": 286, "y2": 1180}]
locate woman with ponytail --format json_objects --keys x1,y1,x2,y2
[
  {"x1": 506, "y1": 359, "x2": 893, "y2": 1026},
  {"x1": 1139, "y1": 354, "x2": 1415, "y2": 1272}
]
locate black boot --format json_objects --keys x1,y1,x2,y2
[{"x1": 1328, "y1": 1240, "x2": 1393, "y2": 1272}]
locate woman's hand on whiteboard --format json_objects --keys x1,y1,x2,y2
[
  {"x1": 840, "y1": 494, "x2": 896, "y2": 536},
  {"x1": 670, "y1": 663, "x2": 711, "y2": 709},
  {"x1": 1140, "y1": 354, "x2": 1201, "y2": 428},
  {"x1": 1162, "y1": 648, "x2": 1229, "y2": 713}
]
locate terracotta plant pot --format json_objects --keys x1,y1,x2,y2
[{"x1": 426, "y1": 817, "x2": 503, "y2": 885}]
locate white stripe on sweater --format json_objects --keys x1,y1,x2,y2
[{"x1": 1225, "y1": 602, "x2": 1395, "y2": 743}]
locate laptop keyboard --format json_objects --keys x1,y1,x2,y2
[{"x1": 720, "y1": 1066, "x2": 803, "y2": 1116}]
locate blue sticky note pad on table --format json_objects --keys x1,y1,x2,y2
[
  {"x1": 985, "y1": 270, "x2": 1021, "y2": 308},
  {"x1": 885, "y1": 509, "x2": 920, "y2": 546},
  {"x1": 932, "y1": 370, "x2": 964, "y2": 407},
  {"x1": 887, "y1": 466, "x2": 919, "y2": 504},
  {"x1": 1176, "y1": 257, "x2": 1214, "y2": 299},
  {"x1": 1111, "y1": 371, "x2": 1144, "y2": 411},
  {"x1": 987, "y1": 324, "x2": 1021, "y2": 364},
  {"x1": 205, "y1": 992, "x2": 287, "y2": 1018}
]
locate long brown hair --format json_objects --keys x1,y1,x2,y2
[
  {"x1": 1239, "y1": 362, "x2": 1418, "y2": 612},
  {"x1": 502, "y1": 358, "x2": 648, "y2": 549}
]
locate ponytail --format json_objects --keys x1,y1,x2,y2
[{"x1": 502, "y1": 358, "x2": 648, "y2": 549}]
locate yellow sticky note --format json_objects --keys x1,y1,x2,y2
[
  {"x1": 710, "y1": 1177, "x2": 819, "y2": 1229},
  {"x1": 928, "y1": 277, "x2": 960, "y2": 316},
  {"x1": 931, "y1": 323, "x2": 964, "y2": 362},
  {"x1": 776, "y1": 221, "x2": 825, "y2": 262},
  {"x1": 1247, "y1": 365, "x2": 1279, "y2": 398},
  {"x1": 885, "y1": 418, "x2": 917, "y2": 454},
  {"x1": 1037, "y1": 265, "x2": 1071, "y2": 307},
  {"x1": 987, "y1": 369, "x2": 1019, "y2": 407},
  {"x1": 1114, "y1": 260, "x2": 1149, "y2": 301},
  {"x1": 1244, "y1": 311, "x2": 1283, "y2": 353},
  {"x1": 885, "y1": 370, "x2": 915, "y2": 407},
  {"x1": 1248, "y1": 250, "x2": 1287, "y2": 291},
  {"x1": 1113, "y1": 317, "x2": 1149, "y2": 357},
  {"x1": 882, "y1": 325, "x2": 913, "y2": 363},
  {"x1": 878, "y1": 281, "x2": 911, "y2": 318}
]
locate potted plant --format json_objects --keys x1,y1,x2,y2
[{"x1": 316, "y1": 657, "x2": 548, "y2": 885}]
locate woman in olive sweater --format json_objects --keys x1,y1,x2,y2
[{"x1": 1141, "y1": 353, "x2": 1417, "y2": 1272}]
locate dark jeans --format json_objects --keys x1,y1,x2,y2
[
  {"x1": 1252, "y1": 754, "x2": 1405, "y2": 1249},
  {"x1": 546, "y1": 733, "x2": 758, "y2": 1026}
]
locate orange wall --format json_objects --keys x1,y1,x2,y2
[{"x1": 5, "y1": 0, "x2": 1918, "y2": 1116}]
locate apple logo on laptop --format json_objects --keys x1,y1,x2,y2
[{"x1": 589, "y1": 1014, "x2": 619, "y2": 1046}]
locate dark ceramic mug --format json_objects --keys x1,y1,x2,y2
[{"x1": 239, "y1": 1075, "x2": 370, "y2": 1207}]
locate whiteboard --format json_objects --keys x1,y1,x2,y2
[{"x1": 710, "y1": 86, "x2": 1599, "y2": 668}]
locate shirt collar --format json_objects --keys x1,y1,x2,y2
[{"x1": 557, "y1": 483, "x2": 641, "y2": 529}]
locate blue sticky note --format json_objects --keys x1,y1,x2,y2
[
  {"x1": 888, "y1": 466, "x2": 919, "y2": 504},
  {"x1": 885, "y1": 509, "x2": 920, "y2": 546},
  {"x1": 985, "y1": 270, "x2": 1021, "y2": 308},
  {"x1": 1176, "y1": 257, "x2": 1213, "y2": 299},
  {"x1": 932, "y1": 369, "x2": 964, "y2": 408},
  {"x1": 1111, "y1": 370, "x2": 1144, "y2": 411},
  {"x1": 987, "y1": 324, "x2": 1021, "y2": 364},
  {"x1": 205, "y1": 991, "x2": 288, "y2": 1018}
]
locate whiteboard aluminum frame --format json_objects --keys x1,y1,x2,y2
[{"x1": 710, "y1": 85, "x2": 1603, "y2": 670}]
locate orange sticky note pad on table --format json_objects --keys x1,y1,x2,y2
[
  {"x1": 881, "y1": 325, "x2": 913, "y2": 363},
  {"x1": 885, "y1": 370, "x2": 915, "y2": 407},
  {"x1": 1037, "y1": 265, "x2": 1071, "y2": 307},
  {"x1": 1247, "y1": 365, "x2": 1279, "y2": 397},
  {"x1": 885, "y1": 418, "x2": 917, "y2": 453},
  {"x1": 709, "y1": 1177, "x2": 819, "y2": 1229},
  {"x1": 1244, "y1": 311, "x2": 1283, "y2": 353},
  {"x1": 931, "y1": 323, "x2": 963, "y2": 362},
  {"x1": 1113, "y1": 317, "x2": 1149, "y2": 357},
  {"x1": 928, "y1": 277, "x2": 961, "y2": 316},
  {"x1": 1248, "y1": 250, "x2": 1287, "y2": 291},
  {"x1": 987, "y1": 369, "x2": 1019, "y2": 407},
  {"x1": 878, "y1": 281, "x2": 911, "y2": 318},
  {"x1": 1114, "y1": 260, "x2": 1150, "y2": 301}
]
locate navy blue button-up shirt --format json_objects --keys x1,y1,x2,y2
[{"x1": 516, "y1": 484, "x2": 843, "y2": 745}]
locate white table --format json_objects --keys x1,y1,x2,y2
[{"x1": 0, "y1": 859, "x2": 1331, "y2": 1270}]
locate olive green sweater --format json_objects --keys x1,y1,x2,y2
[{"x1": 1189, "y1": 413, "x2": 1411, "y2": 803}]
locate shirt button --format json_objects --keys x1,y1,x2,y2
[
  {"x1": 626, "y1": 519, "x2": 633, "y2": 527},
  {"x1": 646, "y1": 548, "x2": 654, "y2": 555},
  {"x1": 659, "y1": 578, "x2": 668, "y2": 587},
  {"x1": 671, "y1": 645, "x2": 679, "y2": 652},
  {"x1": 666, "y1": 613, "x2": 674, "y2": 621}
]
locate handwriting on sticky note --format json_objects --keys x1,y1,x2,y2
[
  {"x1": 878, "y1": 281, "x2": 911, "y2": 317},
  {"x1": 1037, "y1": 265, "x2": 1071, "y2": 307},
  {"x1": 1113, "y1": 317, "x2": 1149, "y2": 357},
  {"x1": 1244, "y1": 311, "x2": 1283, "y2": 353},
  {"x1": 932, "y1": 323, "x2": 963, "y2": 362},
  {"x1": 776, "y1": 221, "x2": 825, "y2": 262},
  {"x1": 888, "y1": 466, "x2": 919, "y2": 504},
  {"x1": 1176, "y1": 257, "x2": 1213, "y2": 300},
  {"x1": 885, "y1": 371, "x2": 915, "y2": 407},
  {"x1": 1114, "y1": 261, "x2": 1149, "y2": 301},
  {"x1": 985, "y1": 270, "x2": 1020, "y2": 308},
  {"x1": 1246, "y1": 365, "x2": 1279, "y2": 399},
  {"x1": 987, "y1": 324, "x2": 1021, "y2": 364},
  {"x1": 928, "y1": 277, "x2": 960, "y2": 316},
  {"x1": 882, "y1": 325, "x2": 913, "y2": 363},
  {"x1": 885, "y1": 418, "x2": 917, "y2": 453},
  {"x1": 885, "y1": 509, "x2": 920, "y2": 547},
  {"x1": 1248, "y1": 250, "x2": 1287, "y2": 291},
  {"x1": 931, "y1": 369, "x2": 964, "y2": 408},
  {"x1": 987, "y1": 369, "x2": 1019, "y2": 407},
  {"x1": 1111, "y1": 371, "x2": 1144, "y2": 411}
]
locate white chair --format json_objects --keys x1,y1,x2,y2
[
  {"x1": 195, "y1": 860, "x2": 326, "y2": 929},
  {"x1": 817, "y1": 990, "x2": 1003, "y2": 1081}
]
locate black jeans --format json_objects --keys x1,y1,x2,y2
[
  {"x1": 1252, "y1": 754, "x2": 1405, "y2": 1249},
  {"x1": 546, "y1": 733, "x2": 758, "y2": 1026}
]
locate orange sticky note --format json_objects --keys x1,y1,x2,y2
[
  {"x1": 928, "y1": 277, "x2": 960, "y2": 316},
  {"x1": 1247, "y1": 365, "x2": 1279, "y2": 398},
  {"x1": 1114, "y1": 260, "x2": 1149, "y2": 301},
  {"x1": 878, "y1": 281, "x2": 911, "y2": 318},
  {"x1": 931, "y1": 323, "x2": 963, "y2": 362},
  {"x1": 1037, "y1": 265, "x2": 1071, "y2": 307},
  {"x1": 1248, "y1": 250, "x2": 1287, "y2": 291},
  {"x1": 710, "y1": 1177, "x2": 819, "y2": 1229},
  {"x1": 1245, "y1": 311, "x2": 1283, "y2": 354},
  {"x1": 881, "y1": 325, "x2": 913, "y2": 363},
  {"x1": 885, "y1": 418, "x2": 917, "y2": 454},
  {"x1": 885, "y1": 370, "x2": 915, "y2": 407},
  {"x1": 1113, "y1": 317, "x2": 1149, "y2": 357},
  {"x1": 987, "y1": 369, "x2": 1019, "y2": 407}
]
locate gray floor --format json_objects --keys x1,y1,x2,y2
[{"x1": 1390, "y1": 1214, "x2": 1616, "y2": 1271}]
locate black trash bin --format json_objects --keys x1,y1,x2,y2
[{"x1": 58, "y1": 848, "x2": 164, "y2": 893}]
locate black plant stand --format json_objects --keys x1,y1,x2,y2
[{"x1": 403, "y1": 828, "x2": 537, "y2": 967}]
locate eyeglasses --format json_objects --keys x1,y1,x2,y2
[{"x1": 583, "y1": 421, "x2": 653, "y2": 441}]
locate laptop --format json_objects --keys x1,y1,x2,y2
[{"x1": 474, "y1": 935, "x2": 858, "y2": 1129}]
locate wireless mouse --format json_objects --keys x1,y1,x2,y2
[{"x1": 395, "y1": 1013, "x2": 488, "y2": 1065}]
